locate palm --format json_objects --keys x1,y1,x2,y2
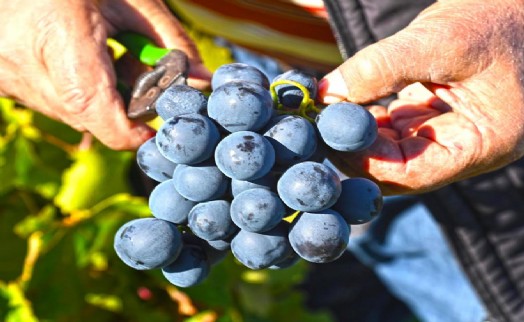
[{"x1": 327, "y1": 84, "x2": 486, "y2": 195}]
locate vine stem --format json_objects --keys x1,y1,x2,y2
[{"x1": 269, "y1": 80, "x2": 322, "y2": 122}]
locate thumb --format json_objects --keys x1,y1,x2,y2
[
  {"x1": 317, "y1": 0, "x2": 484, "y2": 106},
  {"x1": 319, "y1": 31, "x2": 436, "y2": 105}
]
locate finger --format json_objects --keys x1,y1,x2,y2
[
  {"x1": 397, "y1": 83, "x2": 434, "y2": 102},
  {"x1": 387, "y1": 101, "x2": 442, "y2": 138},
  {"x1": 186, "y1": 63, "x2": 213, "y2": 91},
  {"x1": 42, "y1": 3, "x2": 155, "y2": 150},
  {"x1": 318, "y1": 31, "x2": 436, "y2": 105},
  {"x1": 114, "y1": 51, "x2": 152, "y2": 88},
  {"x1": 366, "y1": 105, "x2": 391, "y2": 128}
]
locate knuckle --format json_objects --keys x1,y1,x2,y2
[
  {"x1": 344, "y1": 43, "x2": 402, "y2": 100},
  {"x1": 33, "y1": 11, "x2": 63, "y2": 59},
  {"x1": 352, "y1": 49, "x2": 385, "y2": 83},
  {"x1": 61, "y1": 86, "x2": 98, "y2": 116}
]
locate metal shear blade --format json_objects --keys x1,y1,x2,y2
[{"x1": 127, "y1": 49, "x2": 189, "y2": 121}]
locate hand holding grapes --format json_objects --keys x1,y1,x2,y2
[
  {"x1": 318, "y1": 0, "x2": 524, "y2": 195},
  {"x1": 0, "y1": 0, "x2": 211, "y2": 150}
]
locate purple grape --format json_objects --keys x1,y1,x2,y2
[
  {"x1": 231, "y1": 221, "x2": 293, "y2": 270},
  {"x1": 214, "y1": 131, "x2": 275, "y2": 180},
  {"x1": 172, "y1": 161, "x2": 229, "y2": 202},
  {"x1": 155, "y1": 113, "x2": 220, "y2": 165},
  {"x1": 268, "y1": 251, "x2": 301, "y2": 270},
  {"x1": 155, "y1": 84, "x2": 207, "y2": 120},
  {"x1": 162, "y1": 245, "x2": 210, "y2": 288},
  {"x1": 187, "y1": 200, "x2": 237, "y2": 241},
  {"x1": 277, "y1": 161, "x2": 341, "y2": 212},
  {"x1": 114, "y1": 218, "x2": 182, "y2": 270},
  {"x1": 181, "y1": 231, "x2": 230, "y2": 266},
  {"x1": 273, "y1": 69, "x2": 318, "y2": 108},
  {"x1": 230, "y1": 172, "x2": 278, "y2": 197},
  {"x1": 316, "y1": 102, "x2": 378, "y2": 152},
  {"x1": 263, "y1": 115, "x2": 317, "y2": 166},
  {"x1": 136, "y1": 137, "x2": 177, "y2": 182},
  {"x1": 206, "y1": 238, "x2": 232, "y2": 252},
  {"x1": 207, "y1": 81, "x2": 273, "y2": 132},
  {"x1": 230, "y1": 188, "x2": 286, "y2": 233},
  {"x1": 149, "y1": 179, "x2": 196, "y2": 224},
  {"x1": 289, "y1": 209, "x2": 350, "y2": 263},
  {"x1": 211, "y1": 62, "x2": 269, "y2": 90},
  {"x1": 332, "y1": 177, "x2": 383, "y2": 224}
]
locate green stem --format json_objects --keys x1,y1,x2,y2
[
  {"x1": 269, "y1": 79, "x2": 320, "y2": 122},
  {"x1": 113, "y1": 32, "x2": 171, "y2": 66}
]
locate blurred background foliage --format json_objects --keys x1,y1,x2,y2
[{"x1": 0, "y1": 28, "x2": 334, "y2": 322}]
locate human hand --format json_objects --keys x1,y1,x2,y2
[
  {"x1": 0, "y1": 0, "x2": 211, "y2": 150},
  {"x1": 318, "y1": 0, "x2": 524, "y2": 195}
]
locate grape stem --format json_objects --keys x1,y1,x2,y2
[
  {"x1": 269, "y1": 80, "x2": 322, "y2": 122},
  {"x1": 113, "y1": 32, "x2": 171, "y2": 66},
  {"x1": 284, "y1": 210, "x2": 302, "y2": 223}
]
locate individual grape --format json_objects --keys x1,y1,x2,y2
[
  {"x1": 230, "y1": 188, "x2": 286, "y2": 233},
  {"x1": 207, "y1": 81, "x2": 273, "y2": 132},
  {"x1": 136, "y1": 137, "x2": 177, "y2": 182},
  {"x1": 206, "y1": 238, "x2": 232, "y2": 252},
  {"x1": 231, "y1": 221, "x2": 293, "y2": 270},
  {"x1": 172, "y1": 161, "x2": 229, "y2": 202},
  {"x1": 277, "y1": 161, "x2": 341, "y2": 212},
  {"x1": 187, "y1": 200, "x2": 237, "y2": 241},
  {"x1": 263, "y1": 115, "x2": 317, "y2": 166},
  {"x1": 203, "y1": 246, "x2": 229, "y2": 266},
  {"x1": 114, "y1": 218, "x2": 182, "y2": 270},
  {"x1": 211, "y1": 62, "x2": 270, "y2": 90},
  {"x1": 332, "y1": 177, "x2": 384, "y2": 225},
  {"x1": 273, "y1": 69, "x2": 318, "y2": 108},
  {"x1": 155, "y1": 113, "x2": 220, "y2": 165},
  {"x1": 268, "y1": 251, "x2": 301, "y2": 270},
  {"x1": 155, "y1": 84, "x2": 207, "y2": 120},
  {"x1": 289, "y1": 209, "x2": 350, "y2": 263},
  {"x1": 315, "y1": 102, "x2": 378, "y2": 152},
  {"x1": 181, "y1": 231, "x2": 230, "y2": 265},
  {"x1": 230, "y1": 172, "x2": 278, "y2": 197},
  {"x1": 214, "y1": 131, "x2": 275, "y2": 180},
  {"x1": 148, "y1": 179, "x2": 196, "y2": 224},
  {"x1": 162, "y1": 245, "x2": 211, "y2": 288}
]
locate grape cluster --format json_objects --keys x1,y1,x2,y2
[{"x1": 114, "y1": 63, "x2": 384, "y2": 288}]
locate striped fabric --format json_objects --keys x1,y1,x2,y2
[{"x1": 165, "y1": 0, "x2": 343, "y2": 72}]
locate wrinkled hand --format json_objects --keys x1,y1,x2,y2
[
  {"x1": 318, "y1": 0, "x2": 524, "y2": 195},
  {"x1": 0, "y1": 0, "x2": 211, "y2": 150}
]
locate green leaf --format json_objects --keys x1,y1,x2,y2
[
  {"x1": 0, "y1": 132, "x2": 63, "y2": 199},
  {"x1": 84, "y1": 293, "x2": 123, "y2": 312},
  {"x1": 54, "y1": 144, "x2": 133, "y2": 213},
  {"x1": 0, "y1": 133, "x2": 19, "y2": 196},
  {"x1": 25, "y1": 228, "x2": 91, "y2": 321},
  {"x1": 13, "y1": 205, "x2": 57, "y2": 239},
  {"x1": 0, "y1": 282, "x2": 38, "y2": 322},
  {"x1": 31, "y1": 111, "x2": 81, "y2": 145},
  {"x1": 184, "y1": 310, "x2": 217, "y2": 322},
  {"x1": 89, "y1": 193, "x2": 150, "y2": 219},
  {"x1": 0, "y1": 193, "x2": 30, "y2": 281}
]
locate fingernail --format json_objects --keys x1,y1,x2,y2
[
  {"x1": 322, "y1": 94, "x2": 344, "y2": 105},
  {"x1": 318, "y1": 71, "x2": 348, "y2": 104},
  {"x1": 136, "y1": 124, "x2": 157, "y2": 141}
]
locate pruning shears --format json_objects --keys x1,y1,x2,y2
[{"x1": 114, "y1": 33, "x2": 190, "y2": 121}]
